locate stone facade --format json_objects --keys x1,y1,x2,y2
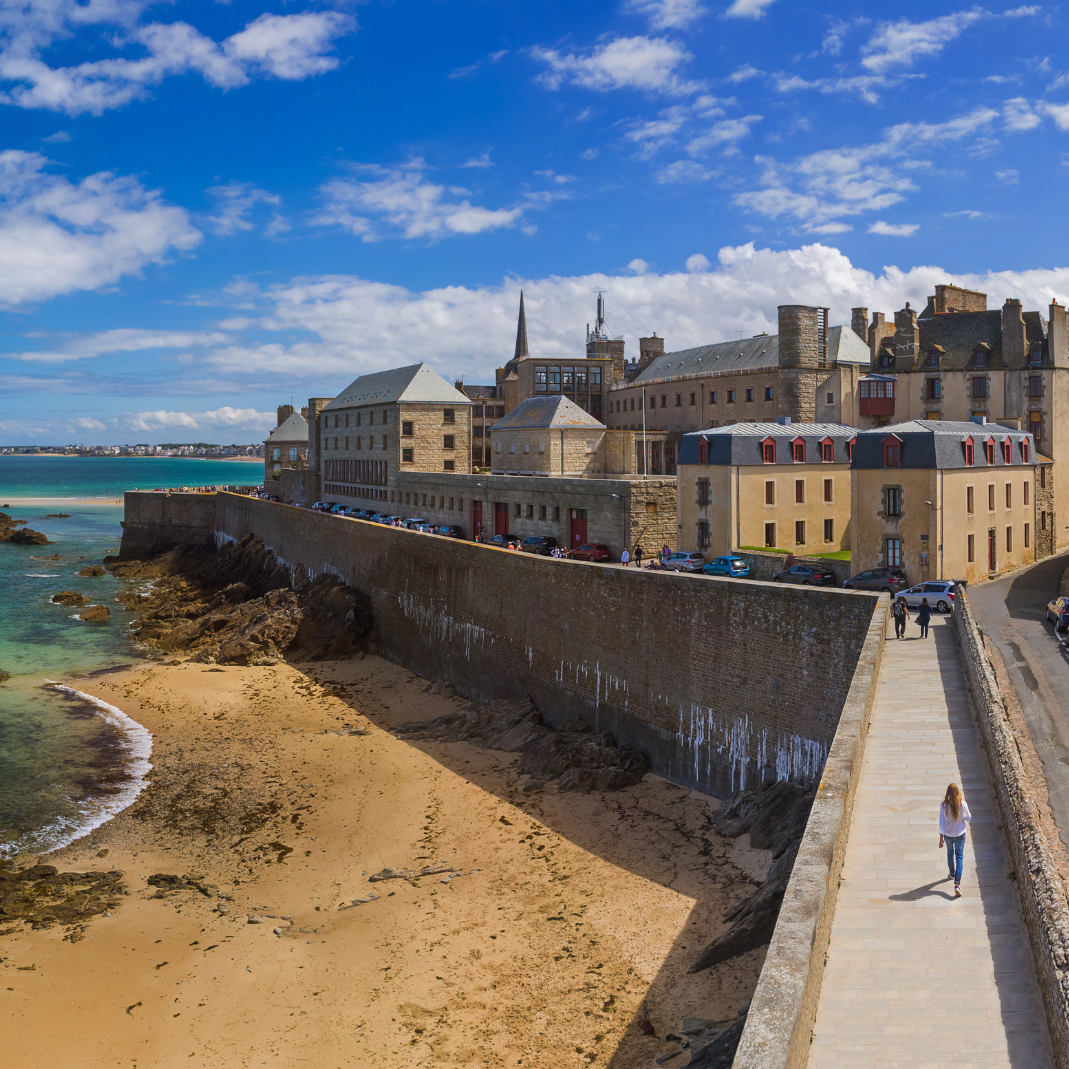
[{"x1": 264, "y1": 405, "x2": 309, "y2": 485}]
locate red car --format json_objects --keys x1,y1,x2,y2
[{"x1": 570, "y1": 543, "x2": 612, "y2": 562}]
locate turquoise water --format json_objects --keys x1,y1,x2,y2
[{"x1": 0, "y1": 458, "x2": 261, "y2": 856}]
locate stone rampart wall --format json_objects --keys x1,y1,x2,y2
[
  {"x1": 121, "y1": 491, "x2": 879, "y2": 799},
  {"x1": 118, "y1": 491, "x2": 217, "y2": 558}
]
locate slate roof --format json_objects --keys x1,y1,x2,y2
[
  {"x1": 265, "y1": 410, "x2": 308, "y2": 444},
  {"x1": 324, "y1": 364, "x2": 471, "y2": 410},
  {"x1": 851, "y1": 420, "x2": 1035, "y2": 470},
  {"x1": 678, "y1": 421, "x2": 858, "y2": 466},
  {"x1": 630, "y1": 325, "x2": 869, "y2": 385},
  {"x1": 492, "y1": 395, "x2": 605, "y2": 430},
  {"x1": 460, "y1": 383, "x2": 499, "y2": 400}
]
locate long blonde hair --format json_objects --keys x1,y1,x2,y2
[{"x1": 943, "y1": 783, "x2": 962, "y2": 821}]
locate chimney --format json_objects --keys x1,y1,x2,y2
[
  {"x1": 1001, "y1": 298, "x2": 1026, "y2": 368},
  {"x1": 869, "y1": 312, "x2": 886, "y2": 364},
  {"x1": 851, "y1": 307, "x2": 868, "y2": 341},
  {"x1": 638, "y1": 334, "x2": 664, "y2": 372},
  {"x1": 454, "y1": 379, "x2": 465, "y2": 394},
  {"x1": 277, "y1": 404, "x2": 294, "y2": 427},
  {"x1": 300, "y1": 406, "x2": 308, "y2": 419},
  {"x1": 306, "y1": 396, "x2": 335, "y2": 479},
  {"x1": 1050, "y1": 300, "x2": 1068, "y2": 368},
  {"x1": 894, "y1": 303, "x2": 918, "y2": 367}
]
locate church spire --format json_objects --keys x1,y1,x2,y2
[{"x1": 514, "y1": 291, "x2": 529, "y2": 362}]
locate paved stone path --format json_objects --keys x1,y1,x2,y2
[{"x1": 809, "y1": 612, "x2": 1054, "y2": 1068}]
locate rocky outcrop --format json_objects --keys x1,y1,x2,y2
[
  {"x1": 395, "y1": 698, "x2": 650, "y2": 793},
  {"x1": 53, "y1": 591, "x2": 89, "y2": 606},
  {"x1": 1, "y1": 527, "x2": 52, "y2": 545},
  {"x1": 109, "y1": 535, "x2": 373, "y2": 666},
  {"x1": 80, "y1": 605, "x2": 111, "y2": 623},
  {"x1": 689, "y1": 781, "x2": 815, "y2": 974},
  {"x1": 0, "y1": 861, "x2": 125, "y2": 940},
  {"x1": 77, "y1": 565, "x2": 106, "y2": 577}
]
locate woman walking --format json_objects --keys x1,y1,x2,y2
[
  {"x1": 939, "y1": 782, "x2": 972, "y2": 897},
  {"x1": 891, "y1": 595, "x2": 910, "y2": 639},
  {"x1": 917, "y1": 597, "x2": 932, "y2": 638}
]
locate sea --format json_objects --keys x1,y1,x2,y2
[{"x1": 0, "y1": 455, "x2": 263, "y2": 858}]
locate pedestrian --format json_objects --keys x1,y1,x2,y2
[
  {"x1": 939, "y1": 782, "x2": 971, "y2": 897},
  {"x1": 891, "y1": 595, "x2": 910, "y2": 639},
  {"x1": 621, "y1": 548, "x2": 630, "y2": 567},
  {"x1": 635, "y1": 545, "x2": 644, "y2": 568},
  {"x1": 662, "y1": 543, "x2": 670, "y2": 562},
  {"x1": 917, "y1": 597, "x2": 932, "y2": 638}
]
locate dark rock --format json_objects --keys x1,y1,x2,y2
[
  {"x1": 689, "y1": 843, "x2": 799, "y2": 973},
  {"x1": 76, "y1": 565, "x2": 106, "y2": 577},
  {"x1": 713, "y1": 780, "x2": 814, "y2": 857},
  {"x1": 8, "y1": 528, "x2": 51, "y2": 545},
  {"x1": 80, "y1": 605, "x2": 111, "y2": 622},
  {"x1": 0, "y1": 859, "x2": 124, "y2": 932},
  {"x1": 0, "y1": 671, "x2": 9, "y2": 683},
  {"x1": 146, "y1": 873, "x2": 217, "y2": 898},
  {"x1": 52, "y1": 591, "x2": 89, "y2": 606},
  {"x1": 683, "y1": 1002, "x2": 750, "y2": 1069}
]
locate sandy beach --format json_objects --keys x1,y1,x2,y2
[{"x1": 3, "y1": 654, "x2": 766, "y2": 1069}]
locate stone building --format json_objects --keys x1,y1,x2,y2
[
  {"x1": 455, "y1": 382, "x2": 504, "y2": 468},
  {"x1": 850, "y1": 419, "x2": 1037, "y2": 583},
  {"x1": 676, "y1": 421, "x2": 857, "y2": 558},
  {"x1": 314, "y1": 363, "x2": 473, "y2": 504},
  {"x1": 264, "y1": 405, "x2": 308, "y2": 485},
  {"x1": 603, "y1": 306, "x2": 871, "y2": 476},
  {"x1": 854, "y1": 283, "x2": 1066, "y2": 549}
]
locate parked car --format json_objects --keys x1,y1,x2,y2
[
  {"x1": 311, "y1": 501, "x2": 335, "y2": 512},
  {"x1": 403, "y1": 517, "x2": 430, "y2": 530},
  {"x1": 354, "y1": 509, "x2": 376, "y2": 520},
  {"x1": 842, "y1": 567, "x2": 909, "y2": 594},
  {"x1": 773, "y1": 563, "x2": 837, "y2": 586},
  {"x1": 434, "y1": 524, "x2": 464, "y2": 538},
  {"x1": 489, "y1": 533, "x2": 509, "y2": 548},
  {"x1": 703, "y1": 556, "x2": 750, "y2": 579},
  {"x1": 570, "y1": 543, "x2": 612, "y2": 562},
  {"x1": 662, "y1": 551, "x2": 707, "y2": 573},
  {"x1": 1047, "y1": 596, "x2": 1069, "y2": 631},
  {"x1": 898, "y1": 582, "x2": 955, "y2": 613},
  {"x1": 520, "y1": 535, "x2": 560, "y2": 556}
]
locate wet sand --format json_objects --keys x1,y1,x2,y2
[{"x1": 3, "y1": 655, "x2": 765, "y2": 1068}]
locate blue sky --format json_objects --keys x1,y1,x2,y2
[{"x1": 1, "y1": 0, "x2": 1069, "y2": 444}]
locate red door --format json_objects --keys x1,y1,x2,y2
[
  {"x1": 570, "y1": 508, "x2": 587, "y2": 549},
  {"x1": 494, "y1": 502, "x2": 509, "y2": 537},
  {"x1": 472, "y1": 500, "x2": 482, "y2": 540}
]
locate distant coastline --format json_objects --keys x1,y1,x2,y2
[{"x1": 2, "y1": 454, "x2": 263, "y2": 462}]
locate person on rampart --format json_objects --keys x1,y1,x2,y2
[{"x1": 939, "y1": 782, "x2": 971, "y2": 898}]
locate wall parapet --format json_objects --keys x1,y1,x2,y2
[
  {"x1": 953, "y1": 585, "x2": 1069, "y2": 1069},
  {"x1": 732, "y1": 594, "x2": 887, "y2": 1069}
]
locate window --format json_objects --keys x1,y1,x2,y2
[
  {"x1": 548, "y1": 368, "x2": 560, "y2": 392},
  {"x1": 885, "y1": 537, "x2": 902, "y2": 567},
  {"x1": 444, "y1": 460, "x2": 455, "y2": 471},
  {"x1": 442, "y1": 408, "x2": 455, "y2": 425},
  {"x1": 584, "y1": 440, "x2": 596, "y2": 453},
  {"x1": 675, "y1": 393, "x2": 682, "y2": 407},
  {"x1": 727, "y1": 390, "x2": 736, "y2": 403},
  {"x1": 356, "y1": 436, "x2": 362, "y2": 450},
  {"x1": 824, "y1": 519, "x2": 834, "y2": 543},
  {"x1": 964, "y1": 438, "x2": 974, "y2": 466},
  {"x1": 884, "y1": 440, "x2": 901, "y2": 467},
  {"x1": 526, "y1": 504, "x2": 534, "y2": 519},
  {"x1": 821, "y1": 440, "x2": 833, "y2": 463},
  {"x1": 971, "y1": 377, "x2": 987, "y2": 399},
  {"x1": 590, "y1": 367, "x2": 601, "y2": 387},
  {"x1": 290, "y1": 448, "x2": 297, "y2": 462},
  {"x1": 1023, "y1": 439, "x2": 1030, "y2": 463},
  {"x1": 1002, "y1": 438, "x2": 1012, "y2": 464},
  {"x1": 926, "y1": 351, "x2": 939, "y2": 368},
  {"x1": 764, "y1": 522, "x2": 776, "y2": 548},
  {"x1": 540, "y1": 505, "x2": 547, "y2": 519},
  {"x1": 1028, "y1": 375, "x2": 1043, "y2": 398},
  {"x1": 968, "y1": 534, "x2": 975, "y2": 562},
  {"x1": 575, "y1": 367, "x2": 587, "y2": 389},
  {"x1": 356, "y1": 412, "x2": 362, "y2": 427},
  {"x1": 272, "y1": 448, "x2": 280, "y2": 460},
  {"x1": 885, "y1": 488, "x2": 901, "y2": 516},
  {"x1": 402, "y1": 421, "x2": 413, "y2": 437},
  {"x1": 988, "y1": 484, "x2": 995, "y2": 511},
  {"x1": 824, "y1": 478, "x2": 833, "y2": 503},
  {"x1": 1024, "y1": 481, "x2": 1030, "y2": 505},
  {"x1": 344, "y1": 437, "x2": 349, "y2": 450},
  {"x1": 766, "y1": 387, "x2": 774, "y2": 401},
  {"x1": 554, "y1": 506, "x2": 561, "y2": 520},
  {"x1": 826, "y1": 392, "x2": 834, "y2": 404},
  {"x1": 710, "y1": 391, "x2": 717, "y2": 404},
  {"x1": 1006, "y1": 526, "x2": 1013, "y2": 552},
  {"x1": 847, "y1": 438, "x2": 856, "y2": 462},
  {"x1": 1025, "y1": 523, "x2": 1031, "y2": 548},
  {"x1": 382, "y1": 409, "x2": 388, "y2": 423},
  {"x1": 444, "y1": 435, "x2": 455, "y2": 449},
  {"x1": 795, "y1": 479, "x2": 805, "y2": 503},
  {"x1": 926, "y1": 412, "x2": 941, "y2": 421},
  {"x1": 984, "y1": 438, "x2": 995, "y2": 465},
  {"x1": 689, "y1": 392, "x2": 696, "y2": 406},
  {"x1": 513, "y1": 503, "x2": 521, "y2": 517},
  {"x1": 538, "y1": 442, "x2": 546, "y2": 454},
  {"x1": 697, "y1": 522, "x2": 710, "y2": 549},
  {"x1": 761, "y1": 439, "x2": 776, "y2": 464},
  {"x1": 745, "y1": 388, "x2": 754, "y2": 402},
  {"x1": 1005, "y1": 483, "x2": 1012, "y2": 508},
  {"x1": 926, "y1": 379, "x2": 941, "y2": 400},
  {"x1": 562, "y1": 368, "x2": 574, "y2": 392},
  {"x1": 368, "y1": 411, "x2": 375, "y2": 425},
  {"x1": 795, "y1": 520, "x2": 806, "y2": 545},
  {"x1": 765, "y1": 480, "x2": 775, "y2": 505},
  {"x1": 791, "y1": 439, "x2": 805, "y2": 463},
  {"x1": 522, "y1": 440, "x2": 530, "y2": 454},
  {"x1": 496, "y1": 441, "x2": 502, "y2": 453},
  {"x1": 474, "y1": 426, "x2": 484, "y2": 438},
  {"x1": 1030, "y1": 412, "x2": 1042, "y2": 443},
  {"x1": 630, "y1": 398, "x2": 636, "y2": 410},
  {"x1": 509, "y1": 442, "x2": 515, "y2": 454},
  {"x1": 449, "y1": 498, "x2": 455, "y2": 510},
  {"x1": 661, "y1": 395, "x2": 667, "y2": 408},
  {"x1": 967, "y1": 486, "x2": 975, "y2": 514},
  {"x1": 649, "y1": 395, "x2": 656, "y2": 409},
  {"x1": 697, "y1": 439, "x2": 709, "y2": 464},
  {"x1": 973, "y1": 348, "x2": 987, "y2": 367}
]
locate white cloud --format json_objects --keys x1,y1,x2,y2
[
  {"x1": 530, "y1": 35, "x2": 702, "y2": 96},
  {"x1": 685, "y1": 253, "x2": 711, "y2": 272},
  {"x1": 995, "y1": 167, "x2": 1020, "y2": 183},
  {"x1": 1038, "y1": 101, "x2": 1069, "y2": 130},
  {"x1": 727, "y1": 63, "x2": 764, "y2": 83},
  {"x1": 8, "y1": 328, "x2": 230, "y2": 363},
  {"x1": 0, "y1": 149, "x2": 200, "y2": 305},
  {"x1": 656, "y1": 159, "x2": 714, "y2": 182},
  {"x1": 687, "y1": 115, "x2": 762, "y2": 155},
  {"x1": 860, "y1": 11, "x2": 986, "y2": 74},
  {"x1": 461, "y1": 153, "x2": 495, "y2": 168},
  {"x1": 204, "y1": 182, "x2": 280, "y2": 236},
  {"x1": 628, "y1": 258, "x2": 651, "y2": 273},
  {"x1": 314, "y1": 161, "x2": 524, "y2": 242},
  {"x1": 625, "y1": 105, "x2": 691, "y2": 154},
  {"x1": 115, "y1": 406, "x2": 273, "y2": 434},
  {"x1": 1003, "y1": 97, "x2": 1041, "y2": 131},
  {"x1": 724, "y1": 0, "x2": 777, "y2": 20},
  {"x1": 808, "y1": 222, "x2": 854, "y2": 234},
  {"x1": 867, "y1": 220, "x2": 919, "y2": 236},
  {"x1": 448, "y1": 49, "x2": 509, "y2": 79},
  {"x1": 41, "y1": 129, "x2": 71, "y2": 142},
  {"x1": 0, "y1": 8, "x2": 355, "y2": 116},
  {"x1": 628, "y1": 0, "x2": 707, "y2": 30}
]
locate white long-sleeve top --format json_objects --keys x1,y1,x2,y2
[{"x1": 939, "y1": 800, "x2": 972, "y2": 837}]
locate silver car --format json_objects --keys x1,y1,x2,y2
[
  {"x1": 662, "y1": 551, "x2": 706, "y2": 573},
  {"x1": 898, "y1": 582, "x2": 955, "y2": 614}
]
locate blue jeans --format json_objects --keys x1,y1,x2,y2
[
  {"x1": 945, "y1": 834, "x2": 965, "y2": 884},
  {"x1": 919, "y1": 618, "x2": 930, "y2": 637}
]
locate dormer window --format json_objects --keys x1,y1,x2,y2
[
  {"x1": 1030, "y1": 347, "x2": 1043, "y2": 365},
  {"x1": 964, "y1": 436, "x2": 974, "y2": 466},
  {"x1": 761, "y1": 437, "x2": 776, "y2": 464},
  {"x1": 847, "y1": 437, "x2": 856, "y2": 462},
  {"x1": 1002, "y1": 437, "x2": 1012, "y2": 464},
  {"x1": 880, "y1": 354, "x2": 892, "y2": 368},
  {"x1": 697, "y1": 437, "x2": 709, "y2": 464},
  {"x1": 792, "y1": 437, "x2": 805, "y2": 463},
  {"x1": 926, "y1": 351, "x2": 939, "y2": 368},
  {"x1": 883, "y1": 435, "x2": 902, "y2": 468},
  {"x1": 1022, "y1": 438, "x2": 1030, "y2": 463},
  {"x1": 984, "y1": 437, "x2": 995, "y2": 465},
  {"x1": 973, "y1": 349, "x2": 987, "y2": 367},
  {"x1": 820, "y1": 437, "x2": 834, "y2": 463}
]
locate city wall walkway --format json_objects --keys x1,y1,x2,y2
[{"x1": 808, "y1": 612, "x2": 1054, "y2": 1067}]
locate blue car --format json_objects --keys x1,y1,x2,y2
[{"x1": 703, "y1": 555, "x2": 750, "y2": 579}]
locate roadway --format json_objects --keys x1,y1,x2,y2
[{"x1": 967, "y1": 549, "x2": 1069, "y2": 853}]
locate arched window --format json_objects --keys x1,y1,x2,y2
[
  {"x1": 984, "y1": 437, "x2": 995, "y2": 465},
  {"x1": 820, "y1": 437, "x2": 834, "y2": 462},
  {"x1": 761, "y1": 437, "x2": 776, "y2": 464},
  {"x1": 1002, "y1": 437, "x2": 1012, "y2": 464},
  {"x1": 792, "y1": 437, "x2": 806, "y2": 463}
]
